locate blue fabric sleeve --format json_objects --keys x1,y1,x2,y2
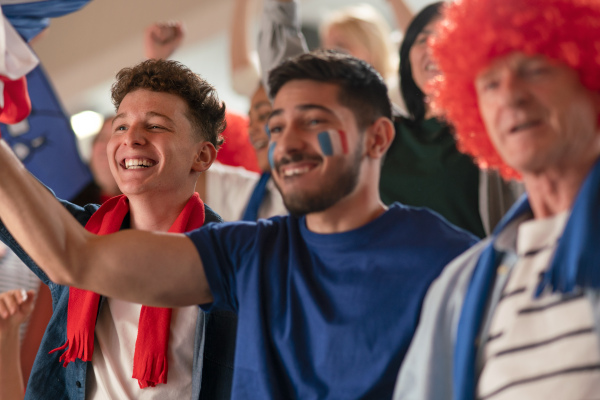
[{"x1": 186, "y1": 221, "x2": 260, "y2": 312}]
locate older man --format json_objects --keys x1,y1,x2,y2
[
  {"x1": 0, "y1": 50, "x2": 476, "y2": 399},
  {"x1": 393, "y1": 0, "x2": 600, "y2": 399}
]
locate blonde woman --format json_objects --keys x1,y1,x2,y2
[{"x1": 320, "y1": 2, "x2": 412, "y2": 113}]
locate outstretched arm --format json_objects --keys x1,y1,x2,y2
[{"x1": 0, "y1": 140, "x2": 212, "y2": 307}]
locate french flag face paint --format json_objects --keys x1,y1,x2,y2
[
  {"x1": 317, "y1": 129, "x2": 348, "y2": 157},
  {"x1": 268, "y1": 141, "x2": 277, "y2": 170}
]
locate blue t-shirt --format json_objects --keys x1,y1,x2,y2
[{"x1": 187, "y1": 203, "x2": 477, "y2": 399}]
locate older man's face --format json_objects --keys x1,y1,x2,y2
[{"x1": 475, "y1": 52, "x2": 600, "y2": 177}]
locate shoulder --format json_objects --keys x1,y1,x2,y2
[
  {"x1": 190, "y1": 213, "x2": 291, "y2": 241},
  {"x1": 393, "y1": 239, "x2": 490, "y2": 400},
  {"x1": 387, "y1": 203, "x2": 479, "y2": 245}
]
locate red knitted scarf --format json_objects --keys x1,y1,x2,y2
[{"x1": 50, "y1": 193, "x2": 205, "y2": 388}]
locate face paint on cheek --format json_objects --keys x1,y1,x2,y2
[
  {"x1": 264, "y1": 124, "x2": 271, "y2": 138},
  {"x1": 317, "y1": 129, "x2": 348, "y2": 157},
  {"x1": 268, "y1": 141, "x2": 276, "y2": 170}
]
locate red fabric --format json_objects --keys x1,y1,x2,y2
[
  {"x1": 49, "y1": 193, "x2": 205, "y2": 388},
  {"x1": 216, "y1": 111, "x2": 261, "y2": 173},
  {"x1": 99, "y1": 193, "x2": 112, "y2": 204},
  {"x1": 0, "y1": 75, "x2": 31, "y2": 127}
]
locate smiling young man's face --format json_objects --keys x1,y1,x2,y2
[
  {"x1": 475, "y1": 52, "x2": 600, "y2": 177},
  {"x1": 267, "y1": 80, "x2": 365, "y2": 216},
  {"x1": 108, "y1": 89, "x2": 204, "y2": 197}
]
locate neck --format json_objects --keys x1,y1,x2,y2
[
  {"x1": 195, "y1": 173, "x2": 206, "y2": 201},
  {"x1": 423, "y1": 102, "x2": 434, "y2": 120},
  {"x1": 100, "y1": 183, "x2": 121, "y2": 199},
  {"x1": 305, "y1": 168, "x2": 386, "y2": 234},
  {"x1": 126, "y1": 191, "x2": 195, "y2": 232},
  {"x1": 522, "y1": 158, "x2": 598, "y2": 219}
]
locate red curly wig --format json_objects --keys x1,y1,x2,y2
[{"x1": 429, "y1": 0, "x2": 600, "y2": 180}]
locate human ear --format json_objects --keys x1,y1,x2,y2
[
  {"x1": 365, "y1": 117, "x2": 395, "y2": 159},
  {"x1": 192, "y1": 142, "x2": 217, "y2": 173}
]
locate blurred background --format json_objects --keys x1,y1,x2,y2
[{"x1": 30, "y1": 0, "x2": 436, "y2": 154}]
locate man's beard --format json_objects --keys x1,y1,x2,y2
[{"x1": 273, "y1": 143, "x2": 363, "y2": 217}]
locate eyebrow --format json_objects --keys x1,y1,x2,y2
[
  {"x1": 146, "y1": 111, "x2": 175, "y2": 124},
  {"x1": 112, "y1": 111, "x2": 175, "y2": 126},
  {"x1": 266, "y1": 104, "x2": 335, "y2": 124},
  {"x1": 112, "y1": 113, "x2": 126, "y2": 126},
  {"x1": 252, "y1": 101, "x2": 271, "y2": 111}
]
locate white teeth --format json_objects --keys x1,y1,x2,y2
[
  {"x1": 252, "y1": 139, "x2": 269, "y2": 151},
  {"x1": 282, "y1": 166, "x2": 311, "y2": 177},
  {"x1": 124, "y1": 158, "x2": 156, "y2": 169},
  {"x1": 425, "y1": 63, "x2": 438, "y2": 72},
  {"x1": 513, "y1": 121, "x2": 538, "y2": 131}
]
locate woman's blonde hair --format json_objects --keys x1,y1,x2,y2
[{"x1": 320, "y1": 4, "x2": 398, "y2": 80}]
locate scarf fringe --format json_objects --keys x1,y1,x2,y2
[
  {"x1": 133, "y1": 352, "x2": 169, "y2": 388},
  {"x1": 49, "y1": 331, "x2": 94, "y2": 367}
]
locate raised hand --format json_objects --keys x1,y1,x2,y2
[
  {"x1": 144, "y1": 21, "x2": 185, "y2": 60},
  {"x1": 0, "y1": 289, "x2": 35, "y2": 335}
]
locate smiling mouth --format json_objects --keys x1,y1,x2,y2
[
  {"x1": 510, "y1": 120, "x2": 542, "y2": 133},
  {"x1": 122, "y1": 158, "x2": 157, "y2": 169},
  {"x1": 281, "y1": 165, "x2": 314, "y2": 177},
  {"x1": 276, "y1": 153, "x2": 322, "y2": 179},
  {"x1": 251, "y1": 138, "x2": 269, "y2": 151},
  {"x1": 424, "y1": 60, "x2": 439, "y2": 73}
]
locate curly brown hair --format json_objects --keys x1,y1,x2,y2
[{"x1": 111, "y1": 59, "x2": 226, "y2": 148}]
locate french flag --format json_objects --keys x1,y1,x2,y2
[{"x1": 317, "y1": 129, "x2": 348, "y2": 156}]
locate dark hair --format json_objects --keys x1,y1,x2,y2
[
  {"x1": 399, "y1": 2, "x2": 443, "y2": 122},
  {"x1": 111, "y1": 59, "x2": 226, "y2": 148},
  {"x1": 268, "y1": 49, "x2": 392, "y2": 130}
]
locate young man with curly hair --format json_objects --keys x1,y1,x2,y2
[
  {"x1": 0, "y1": 59, "x2": 236, "y2": 399},
  {"x1": 394, "y1": 0, "x2": 600, "y2": 399}
]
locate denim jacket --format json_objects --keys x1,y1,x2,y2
[{"x1": 0, "y1": 197, "x2": 236, "y2": 400}]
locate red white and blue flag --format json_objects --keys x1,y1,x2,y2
[{"x1": 317, "y1": 129, "x2": 348, "y2": 156}]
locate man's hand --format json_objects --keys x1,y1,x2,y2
[
  {"x1": 144, "y1": 22, "x2": 185, "y2": 60},
  {"x1": 0, "y1": 289, "x2": 35, "y2": 336}
]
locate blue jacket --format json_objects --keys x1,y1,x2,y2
[{"x1": 0, "y1": 197, "x2": 236, "y2": 400}]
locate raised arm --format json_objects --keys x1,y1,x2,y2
[
  {"x1": 257, "y1": 0, "x2": 308, "y2": 94},
  {"x1": 229, "y1": 0, "x2": 262, "y2": 97},
  {"x1": 387, "y1": 0, "x2": 414, "y2": 33},
  {"x1": 0, "y1": 140, "x2": 212, "y2": 307},
  {"x1": 230, "y1": 0, "x2": 256, "y2": 75}
]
